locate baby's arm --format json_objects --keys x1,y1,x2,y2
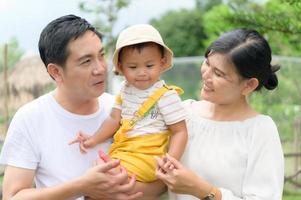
[
  {"x1": 167, "y1": 120, "x2": 187, "y2": 160},
  {"x1": 84, "y1": 108, "x2": 121, "y2": 148}
]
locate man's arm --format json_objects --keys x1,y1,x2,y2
[
  {"x1": 2, "y1": 166, "x2": 81, "y2": 200},
  {"x1": 2, "y1": 160, "x2": 143, "y2": 200}
]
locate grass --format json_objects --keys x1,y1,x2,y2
[{"x1": 283, "y1": 192, "x2": 301, "y2": 200}]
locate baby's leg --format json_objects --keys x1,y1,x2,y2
[{"x1": 133, "y1": 181, "x2": 164, "y2": 200}]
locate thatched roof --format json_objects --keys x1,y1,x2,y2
[
  {"x1": 8, "y1": 54, "x2": 54, "y2": 93},
  {"x1": 0, "y1": 55, "x2": 55, "y2": 113}
]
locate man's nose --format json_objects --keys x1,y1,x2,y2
[{"x1": 92, "y1": 59, "x2": 107, "y2": 75}]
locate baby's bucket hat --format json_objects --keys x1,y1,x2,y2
[{"x1": 112, "y1": 24, "x2": 173, "y2": 74}]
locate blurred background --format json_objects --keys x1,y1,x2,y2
[{"x1": 0, "y1": 0, "x2": 300, "y2": 199}]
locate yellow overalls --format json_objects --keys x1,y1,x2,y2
[{"x1": 109, "y1": 85, "x2": 183, "y2": 182}]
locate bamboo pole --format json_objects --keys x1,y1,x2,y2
[
  {"x1": 3, "y1": 44, "x2": 9, "y2": 136},
  {"x1": 293, "y1": 118, "x2": 301, "y2": 182}
]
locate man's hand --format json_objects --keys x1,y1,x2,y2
[{"x1": 79, "y1": 159, "x2": 143, "y2": 200}]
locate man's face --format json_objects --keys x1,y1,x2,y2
[{"x1": 60, "y1": 30, "x2": 107, "y2": 101}]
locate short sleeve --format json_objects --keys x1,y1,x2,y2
[
  {"x1": 157, "y1": 90, "x2": 186, "y2": 125},
  {"x1": 0, "y1": 109, "x2": 40, "y2": 169},
  {"x1": 113, "y1": 81, "x2": 127, "y2": 110},
  {"x1": 112, "y1": 94, "x2": 122, "y2": 110}
]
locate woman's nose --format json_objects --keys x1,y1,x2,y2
[{"x1": 201, "y1": 65, "x2": 211, "y2": 80}]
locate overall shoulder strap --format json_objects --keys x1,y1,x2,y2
[
  {"x1": 122, "y1": 85, "x2": 184, "y2": 130},
  {"x1": 134, "y1": 85, "x2": 184, "y2": 121}
]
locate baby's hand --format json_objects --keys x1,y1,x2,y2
[
  {"x1": 155, "y1": 154, "x2": 176, "y2": 175},
  {"x1": 69, "y1": 131, "x2": 91, "y2": 153},
  {"x1": 164, "y1": 159, "x2": 175, "y2": 170}
]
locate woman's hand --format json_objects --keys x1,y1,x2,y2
[{"x1": 155, "y1": 154, "x2": 212, "y2": 198}]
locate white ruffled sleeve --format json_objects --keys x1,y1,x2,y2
[{"x1": 220, "y1": 117, "x2": 284, "y2": 200}]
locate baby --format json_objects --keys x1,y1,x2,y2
[{"x1": 70, "y1": 24, "x2": 187, "y2": 182}]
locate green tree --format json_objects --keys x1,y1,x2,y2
[
  {"x1": 202, "y1": 4, "x2": 234, "y2": 47},
  {"x1": 79, "y1": 0, "x2": 130, "y2": 54},
  {"x1": 203, "y1": 0, "x2": 301, "y2": 56},
  {"x1": 150, "y1": 0, "x2": 223, "y2": 57},
  {"x1": 150, "y1": 9, "x2": 206, "y2": 57},
  {"x1": 195, "y1": 0, "x2": 222, "y2": 11},
  {"x1": 0, "y1": 37, "x2": 24, "y2": 72}
]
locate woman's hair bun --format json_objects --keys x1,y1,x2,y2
[{"x1": 263, "y1": 64, "x2": 280, "y2": 90}]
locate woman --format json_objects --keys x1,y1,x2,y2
[{"x1": 155, "y1": 28, "x2": 284, "y2": 200}]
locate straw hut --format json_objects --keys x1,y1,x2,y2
[{"x1": 0, "y1": 54, "x2": 54, "y2": 113}]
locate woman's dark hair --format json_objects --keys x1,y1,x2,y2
[{"x1": 205, "y1": 28, "x2": 280, "y2": 91}]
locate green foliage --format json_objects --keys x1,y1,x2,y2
[
  {"x1": 148, "y1": 0, "x2": 301, "y2": 57},
  {"x1": 195, "y1": 0, "x2": 223, "y2": 11},
  {"x1": 150, "y1": 9, "x2": 207, "y2": 57},
  {"x1": 223, "y1": 0, "x2": 301, "y2": 56},
  {"x1": 0, "y1": 37, "x2": 24, "y2": 72},
  {"x1": 282, "y1": 192, "x2": 301, "y2": 200},
  {"x1": 79, "y1": 0, "x2": 130, "y2": 54},
  {"x1": 162, "y1": 61, "x2": 202, "y2": 100},
  {"x1": 202, "y1": 4, "x2": 234, "y2": 47},
  {"x1": 150, "y1": 0, "x2": 225, "y2": 57}
]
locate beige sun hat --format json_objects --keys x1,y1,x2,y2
[{"x1": 112, "y1": 24, "x2": 173, "y2": 74}]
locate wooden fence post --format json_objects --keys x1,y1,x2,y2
[
  {"x1": 3, "y1": 44, "x2": 9, "y2": 136},
  {"x1": 293, "y1": 117, "x2": 301, "y2": 182}
]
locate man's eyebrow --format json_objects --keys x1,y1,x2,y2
[
  {"x1": 99, "y1": 47, "x2": 104, "y2": 54},
  {"x1": 77, "y1": 54, "x2": 91, "y2": 62},
  {"x1": 77, "y1": 48, "x2": 105, "y2": 62}
]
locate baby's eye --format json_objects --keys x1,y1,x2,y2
[{"x1": 146, "y1": 64, "x2": 154, "y2": 68}]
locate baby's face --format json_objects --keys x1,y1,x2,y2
[{"x1": 119, "y1": 44, "x2": 166, "y2": 90}]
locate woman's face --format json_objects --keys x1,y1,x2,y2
[{"x1": 200, "y1": 52, "x2": 247, "y2": 105}]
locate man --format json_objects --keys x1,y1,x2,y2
[{"x1": 0, "y1": 14, "x2": 143, "y2": 200}]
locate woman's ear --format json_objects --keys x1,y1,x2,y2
[
  {"x1": 47, "y1": 63, "x2": 63, "y2": 82},
  {"x1": 242, "y1": 78, "x2": 259, "y2": 95}
]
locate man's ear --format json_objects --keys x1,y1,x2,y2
[
  {"x1": 242, "y1": 78, "x2": 259, "y2": 95},
  {"x1": 47, "y1": 63, "x2": 63, "y2": 82}
]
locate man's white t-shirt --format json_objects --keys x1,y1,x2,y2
[{"x1": 0, "y1": 91, "x2": 114, "y2": 200}]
